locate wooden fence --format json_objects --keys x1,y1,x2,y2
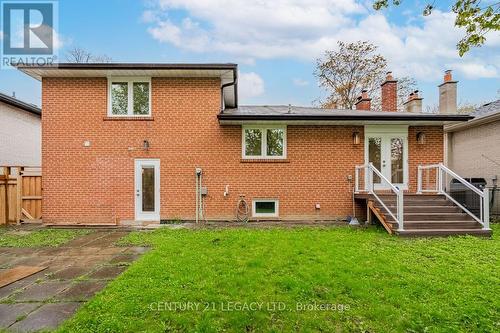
[{"x1": 0, "y1": 166, "x2": 42, "y2": 225}]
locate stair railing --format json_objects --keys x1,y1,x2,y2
[
  {"x1": 355, "y1": 163, "x2": 404, "y2": 231},
  {"x1": 417, "y1": 163, "x2": 490, "y2": 230}
]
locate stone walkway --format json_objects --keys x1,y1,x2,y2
[{"x1": 0, "y1": 230, "x2": 148, "y2": 332}]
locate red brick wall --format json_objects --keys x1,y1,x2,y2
[
  {"x1": 408, "y1": 126, "x2": 444, "y2": 192},
  {"x1": 42, "y1": 77, "x2": 443, "y2": 224}
]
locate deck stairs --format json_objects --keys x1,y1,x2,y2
[{"x1": 368, "y1": 194, "x2": 492, "y2": 237}]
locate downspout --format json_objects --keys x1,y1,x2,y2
[{"x1": 220, "y1": 68, "x2": 238, "y2": 112}]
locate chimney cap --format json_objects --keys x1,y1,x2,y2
[
  {"x1": 439, "y1": 69, "x2": 458, "y2": 86},
  {"x1": 381, "y1": 71, "x2": 397, "y2": 86}
]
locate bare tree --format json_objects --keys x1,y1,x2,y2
[
  {"x1": 66, "y1": 47, "x2": 112, "y2": 63},
  {"x1": 315, "y1": 41, "x2": 416, "y2": 111},
  {"x1": 371, "y1": 76, "x2": 418, "y2": 112}
]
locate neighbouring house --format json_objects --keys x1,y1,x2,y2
[
  {"x1": 445, "y1": 99, "x2": 500, "y2": 218},
  {"x1": 0, "y1": 92, "x2": 41, "y2": 167},
  {"x1": 14, "y1": 64, "x2": 492, "y2": 236}
]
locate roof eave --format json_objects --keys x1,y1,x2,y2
[
  {"x1": 0, "y1": 94, "x2": 41, "y2": 116},
  {"x1": 445, "y1": 111, "x2": 500, "y2": 132},
  {"x1": 217, "y1": 114, "x2": 473, "y2": 123}
]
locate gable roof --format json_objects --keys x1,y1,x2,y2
[
  {"x1": 14, "y1": 63, "x2": 238, "y2": 108},
  {"x1": 445, "y1": 99, "x2": 500, "y2": 132},
  {"x1": 472, "y1": 100, "x2": 500, "y2": 118},
  {"x1": 219, "y1": 105, "x2": 472, "y2": 125},
  {"x1": 0, "y1": 92, "x2": 41, "y2": 116}
]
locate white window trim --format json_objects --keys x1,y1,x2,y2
[
  {"x1": 242, "y1": 125, "x2": 287, "y2": 159},
  {"x1": 252, "y1": 199, "x2": 279, "y2": 218},
  {"x1": 107, "y1": 77, "x2": 152, "y2": 117}
]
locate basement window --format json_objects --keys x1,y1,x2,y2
[
  {"x1": 252, "y1": 199, "x2": 279, "y2": 217},
  {"x1": 242, "y1": 126, "x2": 286, "y2": 159},
  {"x1": 108, "y1": 78, "x2": 151, "y2": 116}
]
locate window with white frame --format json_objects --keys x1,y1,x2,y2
[
  {"x1": 108, "y1": 78, "x2": 151, "y2": 116},
  {"x1": 252, "y1": 199, "x2": 279, "y2": 217},
  {"x1": 242, "y1": 126, "x2": 286, "y2": 159}
]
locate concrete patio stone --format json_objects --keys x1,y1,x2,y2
[
  {"x1": 9, "y1": 302, "x2": 80, "y2": 332},
  {"x1": 51, "y1": 266, "x2": 90, "y2": 280},
  {"x1": 89, "y1": 265, "x2": 127, "y2": 280},
  {"x1": 0, "y1": 303, "x2": 40, "y2": 328},
  {"x1": 0, "y1": 271, "x2": 46, "y2": 301},
  {"x1": 13, "y1": 280, "x2": 72, "y2": 302},
  {"x1": 56, "y1": 280, "x2": 107, "y2": 301},
  {"x1": 109, "y1": 253, "x2": 140, "y2": 265},
  {"x1": 0, "y1": 229, "x2": 147, "y2": 331}
]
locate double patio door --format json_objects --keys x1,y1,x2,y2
[{"x1": 365, "y1": 126, "x2": 408, "y2": 190}]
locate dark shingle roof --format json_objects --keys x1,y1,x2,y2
[
  {"x1": 472, "y1": 100, "x2": 500, "y2": 118},
  {"x1": 0, "y1": 92, "x2": 41, "y2": 116},
  {"x1": 219, "y1": 105, "x2": 472, "y2": 122}
]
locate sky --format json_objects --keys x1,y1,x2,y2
[{"x1": 0, "y1": 0, "x2": 498, "y2": 109}]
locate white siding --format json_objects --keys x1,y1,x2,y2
[{"x1": 0, "y1": 102, "x2": 41, "y2": 166}]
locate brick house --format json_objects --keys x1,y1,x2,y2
[
  {"x1": 445, "y1": 99, "x2": 500, "y2": 219},
  {"x1": 15, "y1": 64, "x2": 491, "y2": 236}
]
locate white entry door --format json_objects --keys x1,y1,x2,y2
[
  {"x1": 365, "y1": 126, "x2": 408, "y2": 190},
  {"x1": 135, "y1": 159, "x2": 160, "y2": 221}
]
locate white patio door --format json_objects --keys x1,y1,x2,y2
[
  {"x1": 134, "y1": 159, "x2": 160, "y2": 221},
  {"x1": 365, "y1": 126, "x2": 408, "y2": 190}
]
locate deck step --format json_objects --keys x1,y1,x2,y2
[
  {"x1": 396, "y1": 228, "x2": 492, "y2": 237},
  {"x1": 387, "y1": 221, "x2": 482, "y2": 230},
  {"x1": 383, "y1": 213, "x2": 474, "y2": 222},
  {"x1": 360, "y1": 193, "x2": 490, "y2": 237},
  {"x1": 383, "y1": 206, "x2": 461, "y2": 213}
]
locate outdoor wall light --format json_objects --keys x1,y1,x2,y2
[
  {"x1": 416, "y1": 132, "x2": 426, "y2": 145},
  {"x1": 143, "y1": 140, "x2": 150, "y2": 150},
  {"x1": 352, "y1": 131, "x2": 360, "y2": 145}
]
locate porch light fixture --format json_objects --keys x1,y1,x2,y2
[
  {"x1": 416, "y1": 132, "x2": 426, "y2": 145},
  {"x1": 143, "y1": 140, "x2": 150, "y2": 150},
  {"x1": 352, "y1": 131, "x2": 360, "y2": 145}
]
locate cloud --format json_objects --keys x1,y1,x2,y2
[
  {"x1": 144, "y1": 1, "x2": 499, "y2": 81},
  {"x1": 450, "y1": 62, "x2": 499, "y2": 79},
  {"x1": 238, "y1": 72, "x2": 265, "y2": 100},
  {"x1": 293, "y1": 78, "x2": 309, "y2": 86}
]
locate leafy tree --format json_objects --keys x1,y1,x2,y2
[
  {"x1": 315, "y1": 41, "x2": 416, "y2": 111},
  {"x1": 373, "y1": 0, "x2": 500, "y2": 56}
]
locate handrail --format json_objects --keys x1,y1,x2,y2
[
  {"x1": 355, "y1": 163, "x2": 404, "y2": 231},
  {"x1": 438, "y1": 164, "x2": 484, "y2": 196},
  {"x1": 417, "y1": 163, "x2": 490, "y2": 230}
]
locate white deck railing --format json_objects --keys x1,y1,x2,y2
[
  {"x1": 355, "y1": 163, "x2": 404, "y2": 231},
  {"x1": 417, "y1": 163, "x2": 490, "y2": 230}
]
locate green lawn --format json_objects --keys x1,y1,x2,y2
[
  {"x1": 59, "y1": 225, "x2": 499, "y2": 333},
  {"x1": 0, "y1": 227, "x2": 89, "y2": 247}
]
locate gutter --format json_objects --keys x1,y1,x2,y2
[
  {"x1": 0, "y1": 93, "x2": 41, "y2": 116},
  {"x1": 220, "y1": 67, "x2": 238, "y2": 111},
  {"x1": 217, "y1": 113, "x2": 473, "y2": 122}
]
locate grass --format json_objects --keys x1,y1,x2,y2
[
  {"x1": 59, "y1": 225, "x2": 499, "y2": 333},
  {"x1": 0, "y1": 227, "x2": 89, "y2": 247}
]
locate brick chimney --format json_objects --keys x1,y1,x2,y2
[
  {"x1": 355, "y1": 89, "x2": 371, "y2": 110},
  {"x1": 403, "y1": 90, "x2": 423, "y2": 113},
  {"x1": 381, "y1": 71, "x2": 398, "y2": 112},
  {"x1": 439, "y1": 70, "x2": 458, "y2": 114}
]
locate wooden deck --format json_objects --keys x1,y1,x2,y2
[{"x1": 355, "y1": 193, "x2": 492, "y2": 237}]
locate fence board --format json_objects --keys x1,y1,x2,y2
[{"x1": 0, "y1": 167, "x2": 42, "y2": 224}]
